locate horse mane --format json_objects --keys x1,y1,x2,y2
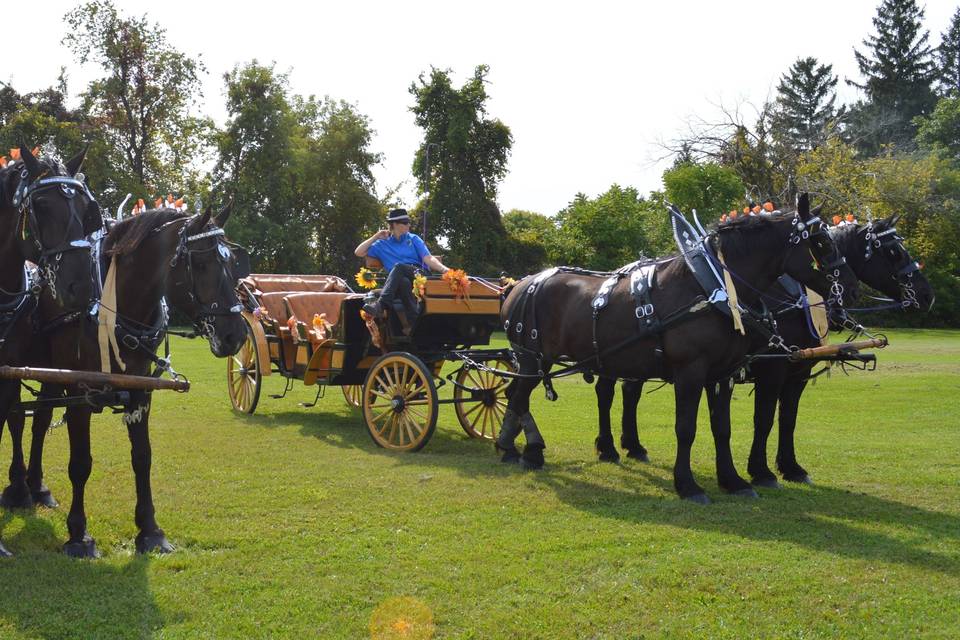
[
  {"x1": 105, "y1": 208, "x2": 187, "y2": 256},
  {"x1": 715, "y1": 212, "x2": 795, "y2": 257}
]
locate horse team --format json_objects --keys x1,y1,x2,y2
[{"x1": 0, "y1": 143, "x2": 935, "y2": 558}]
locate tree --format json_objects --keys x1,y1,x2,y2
[
  {"x1": 772, "y1": 57, "x2": 842, "y2": 152},
  {"x1": 501, "y1": 209, "x2": 555, "y2": 275},
  {"x1": 848, "y1": 0, "x2": 938, "y2": 150},
  {"x1": 916, "y1": 96, "x2": 960, "y2": 160},
  {"x1": 63, "y1": 0, "x2": 211, "y2": 203},
  {"x1": 938, "y1": 8, "x2": 960, "y2": 96},
  {"x1": 551, "y1": 186, "x2": 666, "y2": 270},
  {"x1": 213, "y1": 62, "x2": 382, "y2": 276},
  {"x1": 410, "y1": 65, "x2": 512, "y2": 273},
  {"x1": 662, "y1": 162, "x2": 744, "y2": 220}
]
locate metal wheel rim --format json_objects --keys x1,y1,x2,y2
[
  {"x1": 454, "y1": 359, "x2": 512, "y2": 440},
  {"x1": 363, "y1": 355, "x2": 437, "y2": 451}
]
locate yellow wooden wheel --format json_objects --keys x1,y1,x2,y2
[
  {"x1": 342, "y1": 385, "x2": 362, "y2": 409},
  {"x1": 227, "y1": 322, "x2": 261, "y2": 414},
  {"x1": 454, "y1": 358, "x2": 513, "y2": 440},
  {"x1": 362, "y1": 352, "x2": 438, "y2": 452}
]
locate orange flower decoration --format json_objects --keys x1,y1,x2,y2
[
  {"x1": 9, "y1": 148, "x2": 20, "y2": 161},
  {"x1": 286, "y1": 315, "x2": 298, "y2": 334},
  {"x1": 742, "y1": 206, "x2": 750, "y2": 214},
  {"x1": 412, "y1": 273, "x2": 428, "y2": 301},
  {"x1": 442, "y1": 269, "x2": 471, "y2": 307},
  {"x1": 0, "y1": 156, "x2": 6, "y2": 168},
  {"x1": 763, "y1": 201, "x2": 774, "y2": 212},
  {"x1": 174, "y1": 198, "x2": 184, "y2": 209},
  {"x1": 832, "y1": 215, "x2": 842, "y2": 225},
  {"x1": 845, "y1": 214, "x2": 855, "y2": 223},
  {"x1": 729, "y1": 211, "x2": 738, "y2": 219},
  {"x1": 751, "y1": 205, "x2": 761, "y2": 214}
]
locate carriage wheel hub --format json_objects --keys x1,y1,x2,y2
[{"x1": 391, "y1": 396, "x2": 405, "y2": 412}]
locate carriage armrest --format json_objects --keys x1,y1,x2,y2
[{"x1": 364, "y1": 256, "x2": 384, "y2": 270}]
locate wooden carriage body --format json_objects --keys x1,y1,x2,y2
[{"x1": 229, "y1": 270, "x2": 510, "y2": 451}]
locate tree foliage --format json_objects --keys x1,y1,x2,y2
[
  {"x1": 63, "y1": 0, "x2": 212, "y2": 202},
  {"x1": 550, "y1": 186, "x2": 670, "y2": 270},
  {"x1": 410, "y1": 65, "x2": 512, "y2": 273},
  {"x1": 662, "y1": 162, "x2": 744, "y2": 220},
  {"x1": 938, "y1": 8, "x2": 960, "y2": 96},
  {"x1": 848, "y1": 0, "x2": 938, "y2": 150},
  {"x1": 772, "y1": 57, "x2": 841, "y2": 152},
  {"x1": 213, "y1": 62, "x2": 382, "y2": 276},
  {"x1": 915, "y1": 96, "x2": 960, "y2": 160}
]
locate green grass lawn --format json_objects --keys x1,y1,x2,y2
[{"x1": 0, "y1": 328, "x2": 958, "y2": 639}]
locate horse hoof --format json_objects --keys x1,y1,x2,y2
[
  {"x1": 499, "y1": 449, "x2": 521, "y2": 464},
  {"x1": 519, "y1": 457, "x2": 544, "y2": 471},
  {"x1": 626, "y1": 449, "x2": 649, "y2": 462},
  {"x1": 136, "y1": 531, "x2": 175, "y2": 554},
  {"x1": 0, "y1": 486, "x2": 34, "y2": 510},
  {"x1": 31, "y1": 489, "x2": 59, "y2": 509},
  {"x1": 732, "y1": 487, "x2": 760, "y2": 499},
  {"x1": 784, "y1": 474, "x2": 813, "y2": 485},
  {"x1": 597, "y1": 451, "x2": 620, "y2": 464},
  {"x1": 751, "y1": 477, "x2": 781, "y2": 489},
  {"x1": 0, "y1": 541, "x2": 12, "y2": 558},
  {"x1": 683, "y1": 493, "x2": 711, "y2": 505},
  {"x1": 63, "y1": 536, "x2": 100, "y2": 559}
]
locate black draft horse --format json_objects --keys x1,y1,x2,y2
[
  {"x1": 1, "y1": 206, "x2": 246, "y2": 556},
  {"x1": 591, "y1": 215, "x2": 934, "y2": 486},
  {"x1": 0, "y1": 146, "x2": 99, "y2": 556},
  {"x1": 745, "y1": 215, "x2": 934, "y2": 486},
  {"x1": 498, "y1": 198, "x2": 859, "y2": 502}
]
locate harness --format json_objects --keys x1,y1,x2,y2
[
  {"x1": 0, "y1": 266, "x2": 39, "y2": 348},
  {"x1": 13, "y1": 169, "x2": 102, "y2": 301},
  {"x1": 495, "y1": 207, "x2": 850, "y2": 397}
]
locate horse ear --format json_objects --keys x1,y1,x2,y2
[
  {"x1": 797, "y1": 193, "x2": 809, "y2": 216},
  {"x1": 214, "y1": 200, "x2": 233, "y2": 228},
  {"x1": 64, "y1": 144, "x2": 89, "y2": 176},
  {"x1": 19, "y1": 143, "x2": 41, "y2": 178},
  {"x1": 811, "y1": 204, "x2": 823, "y2": 219},
  {"x1": 197, "y1": 205, "x2": 212, "y2": 228},
  {"x1": 887, "y1": 214, "x2": 901, "y2": 227}
]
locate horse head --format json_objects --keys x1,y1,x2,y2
[
  {"x1": 834, "y1": 215, "x2": 934, "y2": 311},
  {"x1": 167, "y1": 203, "x2": 246, "y2": 357},
  {"x1": 3, "y1": 144, "x2": 100, "y2": 312}
]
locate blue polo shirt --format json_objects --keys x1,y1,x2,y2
[{"x1": 367, "y1": 232, "x2": 431, "y2": 272}]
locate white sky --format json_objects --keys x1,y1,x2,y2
[{"x1": 5, "y1": 1, "x2": 957, "y2": 215}]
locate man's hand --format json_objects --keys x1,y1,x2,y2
[{"x1": 374, "y1": 228, "x2": 389, "y2": 240}]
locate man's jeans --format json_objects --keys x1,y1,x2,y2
[{"x1": 379, "y1": 263, "x2": 421, "y2": 321}]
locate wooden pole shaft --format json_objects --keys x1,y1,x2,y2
[
  {"x1": 0, "y1": 366, "x2": 189, "y2": 392},
  {"x1": 789, "y1": 337, "x2": 888, "y2": 361}
]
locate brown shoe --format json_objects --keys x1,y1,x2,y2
[{"x1": 362, "y1": 300, "x2": 382, "y2": 318}]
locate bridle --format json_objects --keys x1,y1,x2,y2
[
  {"x1": 786, "y1": 213, "x2": 848, "y2": 310},
  {"x1": 12, "y1": 165, "x2": 102, "y2": 302},
  {"x1": 168, "y1": 218, "x2": 243, "y2": 339},
  {"x1": 862, "y1": 221, "x2": 922, "y2": 308}
]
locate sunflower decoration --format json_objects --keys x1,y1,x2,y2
[
  {"x1": 412, "y1": 272, "x2": 428, "y2": 301},
  {"x1": 355, "y1": 267, "x2": 379, "y2": 290},
  {"x1": 442, "y1": 268, "x2": 471, "y2": 307},
  {"x1": 308, "y1": 313, "x2": 332, "y2": 346}
]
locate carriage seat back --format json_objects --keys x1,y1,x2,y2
[
  {"x1": 283, "y1": 292, "x2": 361, "y2": 331},
  {"x1": 243, "y1": 274, "x2": 349, "y2": 295}
]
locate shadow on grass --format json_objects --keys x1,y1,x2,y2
[
  {"x1": 0, "y1": 511, "x2": 165, "y2": 639},
  {"x1": 225, "y1": 398, "x2": 960, "y2": 577}
]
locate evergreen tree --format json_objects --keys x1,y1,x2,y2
[
  {"x1": 848, "y1": 0, "x2": 938, "y2": 149},
  {"x1": 410, "y1": 65, "x2": 512, "y2": 273},
  {"x1": 772, "y1": 57, "x2": 841, "y2": 151},
  {"x1": 938, "y1": 8, "x2": 960, "y2": 96}
]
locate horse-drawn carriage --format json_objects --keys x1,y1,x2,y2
[{"x1": 228, "y1": 267, "x2": 515, "y2": 451}]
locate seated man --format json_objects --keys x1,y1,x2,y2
[{"x1": 354, "y1": 208, "x2": 451, "y2": 333}]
